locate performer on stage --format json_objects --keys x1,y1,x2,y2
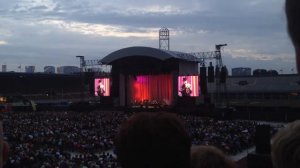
[
  {"x1": 180, "y1": 77, "x2": 192, "y2": 97},
  {"x1": 97, "y1": 79, "x2": 105, "y2": 96}
]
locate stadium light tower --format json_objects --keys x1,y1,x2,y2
[{"x1": 159, "y1": 27, "x2": 170, "y2": 50}]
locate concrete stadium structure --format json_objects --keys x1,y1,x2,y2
[{"x1": 207, "y1": 74, "x2": 300, "y2": 107}]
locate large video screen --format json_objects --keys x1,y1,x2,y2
[
  {"x1": 94, "y1": 78, "x2": 110, "y2": 96},
  {"x1": 178, "y1": 76, "x2": 199, "y2": 97}
]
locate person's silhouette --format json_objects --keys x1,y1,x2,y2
[{"x1": 286, "y1": 0, "x2": 300, "y2": 73}]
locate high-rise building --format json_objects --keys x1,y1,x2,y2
[
  {"x1": 44, "y1": 66, "x2": 55, "y2": 73},
  {"x1": 57, "y1": 66, "x2": 80, "y2": 74},
  {"x1": 2, "y1": 65, "x2": 7, "y2": 72},
  {"x1": 25, "y1": 66, "x2": 35, "y2": 73},
  {"x1": 232, "y1": 67, "x2": 251, "y2": 76}
]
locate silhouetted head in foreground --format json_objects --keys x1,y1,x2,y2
[
  {"x1": 191, "y1": 145, "x2": 236, "y2": 168},
  {"x1": 286, "y1": 0, "x2": 300, "y2": 73},
  {"x1": 271, "y1": 120, "x2": 300, "y2": 168},
  {"x1": 4, "y1": 141, "x2": 9, "y2": 163},
  {"x1": 115, "y1": 112, "x2": 191, "y2": 168}
]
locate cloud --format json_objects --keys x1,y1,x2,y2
[
  {"x1": 0, "y1": 40, "x2": 8, "y2": 45},
  {"x1": 227, "y1": 49, "x2": 274, "y2": 61},
  {"x1": 0, "y1": 0, "x2": 295, "y2": 73},
  {"x1": 13, "y1": 0, "x2": 57, "y2": 12},
  {"x1": 37, "y1": 19, "x2": 161, "y2": 39}
]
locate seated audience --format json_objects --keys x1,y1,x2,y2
[
  {"x1": 184, "y1": 116, "x2": 257, "y2": 155},
  {"x1": 3, "y1": 111, "x2": 123, "y2": 168},
  {"x1": 1, "y1": 110, "x2": 269, "y2": 167},
  {"x1": 191, "y1": 145, "x2": 236, "y2": 168},
  {"x1": 271, "y1": 120, "x2": 300, "y2": 168},
  {"x1": 115, "y1": 112, "x2": 191, "y2": 168}
]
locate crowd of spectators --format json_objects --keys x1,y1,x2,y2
[
  {"x1": 2, "y1": 111, "x2": 124, "y2": 168},
  {"x1": 1, "y1": 110, "x2": 277, "y2": 167},
  {"x1": 183, "y1": 115, "x2": 257, "y2": 155}
]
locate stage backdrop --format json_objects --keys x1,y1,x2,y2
[{"x1": 128, "y1": 74, "x2": 173, "y2": 105}]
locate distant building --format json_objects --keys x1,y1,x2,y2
[
  {"x1": 25, "y1": 66, "x2": 35, "y2": 73},
  {"x1": 44, "y1": 66, "x2": 55, "y2": 74},
  {"x1": 253, "y1": 69, "x2": 279, "y2": 76},
  {"x1": 267, "y1": 70, "x2": 279, "y2": 76},
  {"x1": 232, "y1": 67, "x2": 251, "y2": 76},
  {"x1": 57, "y1": 66, "x2": 80, "y2": 74},
  {"x1": 87, "y1": 67, "x2": 102, "y2": 72},
  {"x1": 2, "y1": 65, "x2": 7, "y2": 72}
]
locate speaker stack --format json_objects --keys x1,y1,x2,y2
[
  {"x1": 208, "y1": 62, "x2": 214, "y2": 83},
  {"x1": 84, "y1": 72, "x2": 95, "y2": 95},
  {"x1": 200, "y1": 66, "x2": 207, "y2": 95},
  {"x1": 215, "y1": 66, "x2": 220, "y2": 78},
  {"x1": 220, "y1": 66, "x2": 228, "y2": 83}
]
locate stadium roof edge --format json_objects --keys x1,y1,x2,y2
[{"x1": 101, "y1": 46, "x2": 199, "y2": 64}]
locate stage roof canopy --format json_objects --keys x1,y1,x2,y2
[{"x1": 101, "y1": 46, "x2": 199, "y2": 64}]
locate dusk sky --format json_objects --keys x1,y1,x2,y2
[{"x1": 0, "y1": 0, "x2": 296, "y2": 74}]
